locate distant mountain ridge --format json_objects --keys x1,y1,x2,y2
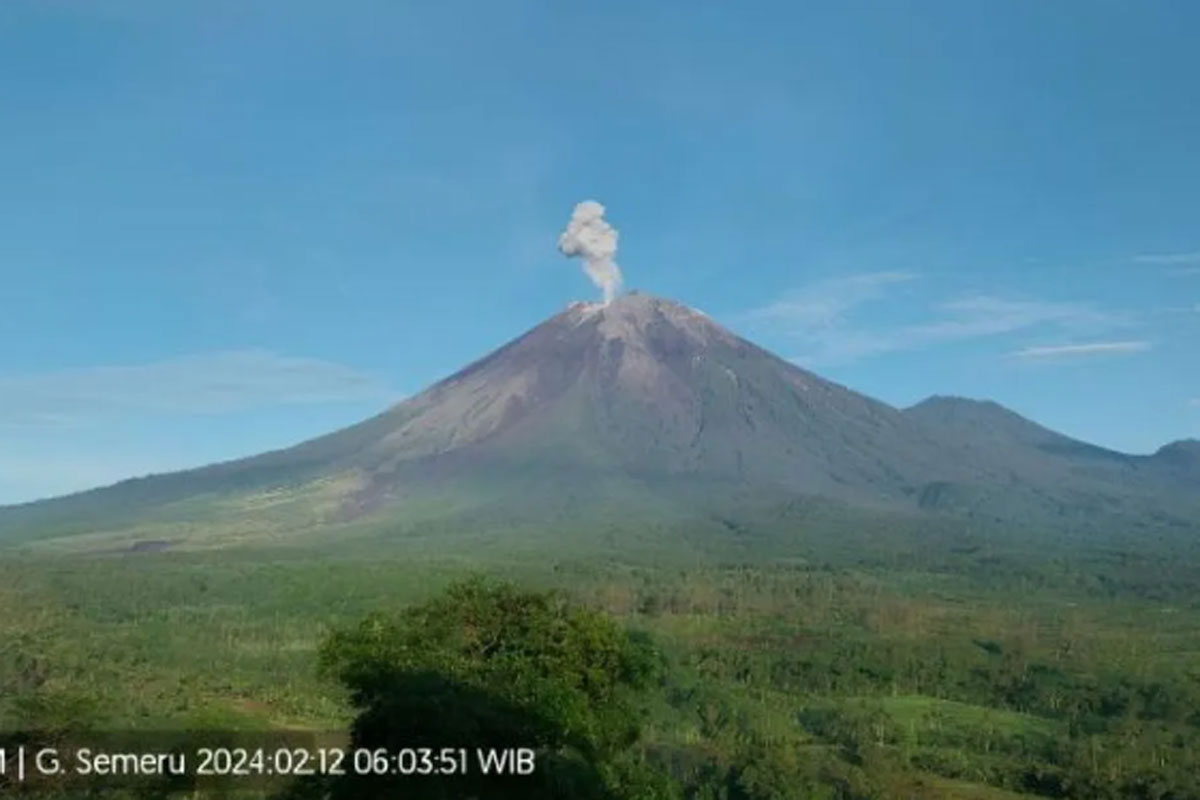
[
  {"x1": 905, "y1": 395, "x2": 1195, "y2": 475},
  {"x1": 1, "y1": 293, "x2": 1196, "y2": 549}
]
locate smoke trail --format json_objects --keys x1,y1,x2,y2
[{"x1": 558, "y1": 200, "x2": 623, "y2": 304}]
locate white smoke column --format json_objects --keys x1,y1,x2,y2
[{"x1": 558, "y1": 200, "x2": 623, "y2": 304}]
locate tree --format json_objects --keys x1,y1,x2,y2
[{"x1": 298, "y1": 577, "x2": 676, "y2": 799}]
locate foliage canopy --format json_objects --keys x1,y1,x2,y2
[{"x1": 312, "y1": 577, "x2": 673, "y2": 799}]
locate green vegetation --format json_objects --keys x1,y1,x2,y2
[
  {"x1": 297, "y1": 578, "x2": 672, "y2": 799},
  {"x1": 3, "y1": 292, "x2": 1199, "y2": 797},
  {"x1": 1, "y1": 533, "x2": 1199, "y2": 798}
]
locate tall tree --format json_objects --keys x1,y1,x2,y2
[{"x1": 303, "y1": 578, "x2": 675, "y2": 800}]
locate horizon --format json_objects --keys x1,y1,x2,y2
[
  {"x1": 6, "y1": 8, "x2": 1200, "y2": 799},
  {"x1": 3, "y1": 288, "x2": 1194, "y2": 509},
  {"x1": 3, "y1": 1, "x2": 1199, "y2": 503}
]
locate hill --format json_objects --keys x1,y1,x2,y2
[{"x1": 1, "y1": 293, "x2": 1195, "y2": 552}]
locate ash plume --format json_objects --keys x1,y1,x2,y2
[{"x1": 558, "y1": 200, "x2": 623, "y2": 304}]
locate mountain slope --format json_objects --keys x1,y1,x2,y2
[
  {"x1": 1151, "y1": 439, "x2": 1200, "y2": 481},
  {"x1": 902, "y1": 396, "x2": 1199, "y2": 525},
  {"x1": 0, "y1": 294, "x2": 1195, "y2": 549},
  {"x1": 338, "y1": 294, "x2": 959, "y2": 504}
]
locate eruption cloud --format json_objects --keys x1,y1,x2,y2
[{"x1": 558, "y1": 200, "x2": 623, "y2": 304}]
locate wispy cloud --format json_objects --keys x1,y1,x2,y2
[
  {"x1": 1134, "y1": 250, "x2": 1200, "y2": 265},
  {"x1": 742, "y1": 272, "x2": 916, "y2": 333},
  {"x1": 0, "y1": 350, "x2": 392, "y2": 429},
  {"x1": 1008, "y1": 341, "x2": 1151, "y2": 360},
  {"x1": 736, "y1": 273, "x2": 1122, "y2": 367},
  {"x1": 1190, "y1": 398, "x2": 1200, "y2": 409}
]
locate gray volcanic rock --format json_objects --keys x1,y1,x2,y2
[
  {"x1": 349, "y1": 293, "x2": 952, "y2": 500},
  {"x1": 1, "y1": 294, "x2": 1195, "y2": 545}
]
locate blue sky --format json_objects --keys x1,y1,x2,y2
[{"x1": 1, "y1": 0, "x2": 1198, "y2": 503}]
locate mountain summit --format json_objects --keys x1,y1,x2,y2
[
  {"x1": 1, "y1": 294, "x2": 1196, "y2": 549},
  {"x1": 357, "y1": 292, "x2": 951, "y2": 501}
]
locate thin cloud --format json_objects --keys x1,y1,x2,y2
[
  {"x1": 742, "y1": 271, "x2": 916, "y2": 333},
  {"x1": 1190, "y1": 398, "x2": 1200, "y2": 408},
  {"x1": 737, "y1": 273, "x2": 1122, "y2": 367},
  {"x1": 1134, "y1": 250, "x2": 1200, "y2": 265},
  {"x1": 1008, "y1": 341, "x2": 1151, "y2": 360},
  {"x1": 0, "y1": 350, "x2": 392, "y2": 428}
]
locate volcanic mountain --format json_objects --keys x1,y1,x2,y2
[{"x1": 1, "y1": 293, "x2": 1196, "y2": 551}]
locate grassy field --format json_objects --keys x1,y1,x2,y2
[{"x1": 2, "y1": 528, "x2": 1200, "y2": 798}]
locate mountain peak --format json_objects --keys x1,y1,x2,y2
[
  {"x1": 562, "y1": 292, "x2": 716, "y2": 337},
  {"x1": 1158, "y1": 437, "x2": 1200, "y2": 451},
  {"x1": 905, "y1": 395, "x2": 1061, "y2": 444},
  {"x1": 4, "y1": 295, "x2": 1197, "y2": 548},
  {"x1": 908, "y1": 395, "x2": 1009, "y2": 415},
  {"x1": 1153, "y1": 439, "x2": 1200, "y2": 473}
]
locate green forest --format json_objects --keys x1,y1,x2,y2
[{"x1": 1, "y1": 531, "x2": 1199, "y2": 799}]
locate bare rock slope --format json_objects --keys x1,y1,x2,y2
[{"x1": 2, "y1": 294, "x2": 1196, "y2": 545}]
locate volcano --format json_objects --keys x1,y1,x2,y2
[{"x1": 2, "y1": 293, "x2": 1196, "y2": 551}]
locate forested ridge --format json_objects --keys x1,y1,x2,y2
[{"x1": 2, "y1": 538, "x2": 1199, "y2": 799}]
